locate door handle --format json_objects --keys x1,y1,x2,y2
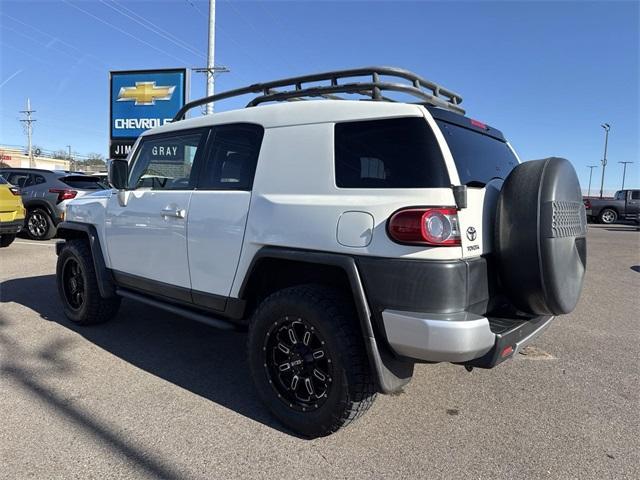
[{"x1": 160, "y1": 207, "x2": 186, "y2": 219}]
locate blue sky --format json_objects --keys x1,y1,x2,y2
[{"x1": 0, "y1": 0, "x2": 638, "y2": 190}]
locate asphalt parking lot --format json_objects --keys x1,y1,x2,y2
[{"x1": 1, "y1": 224, "x2": 638, "y2": 480}]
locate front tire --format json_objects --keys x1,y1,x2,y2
[
  {"x1": 26, "y1": 208, "x2": 56, "y2": 240},
  {"x1": 248, "y1": 285, "x2": 377, "y2": 438},
  {"x1": 56, "y1": 239, "x2": 121, "y2": 325},
  {"x1": 599, "y1": 208, "x2": 617, "y2": 224},
  {"x1": 0, "y1": 234, "x2": 16, "y2": 247}
]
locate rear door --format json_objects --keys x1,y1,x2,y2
[
  {"x1": 187, "y1": 123, "x2": 264, "y2": 310},
  {"x1": 432, "y1": 113, "x2": 518, "y2": 258},
  {"x1": 104, "y1": 128, "x2": 209, "y2": 298},
  {"x1": 628, "y1": 190, "x2": 640, "y2": 218}
]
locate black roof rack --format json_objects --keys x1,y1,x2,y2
[{"x1": 173, "y1": 66, "x2": 464, "y2": 121}]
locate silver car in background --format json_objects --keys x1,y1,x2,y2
[{"x1": 0, "y1": 168, "x2": 107, "y2": 240}]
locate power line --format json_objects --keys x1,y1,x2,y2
[
  {"x1": 61, "y1": 0, "x2": 194, "y2": 66},
  {"x1": 101, "y1": 0, "x2": 206, "y2": 60},
  {"x1": 1, "y1": 24, "x2": 104, "y2": 74},
  {"x1": 0, "y1": 12, "x2": 110, "y2": 68}
]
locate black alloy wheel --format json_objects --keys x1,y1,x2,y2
[
  {"x1": 61, "y1": 257, "x2": 85, "y2": 311},
  {"x1": 264, "y1": 316, "x2": 333, "y2": 412}
]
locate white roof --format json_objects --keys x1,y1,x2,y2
[{"x1": 145, "y1": 100, "x2": 424, "y2": 137}]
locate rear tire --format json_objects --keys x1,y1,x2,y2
[
  {"x1": 0, "y1": 234, "x2": 16, "y2": 248},
  {"x1": 598, "y1": 208, "x2": 617, "y2": 224},
  {"x1": 56, "y1": 239, "x2": 121, "y2": 325},
  {"x1": 248, "y1": 285, "x2": 377, "y2": 438},
  {"x1": 26, "y1": 208, "x2": 56, "y2": 240}
]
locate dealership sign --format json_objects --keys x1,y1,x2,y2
[{"x1": 109, "y1": 68, "x2": 188, "y2": 159}]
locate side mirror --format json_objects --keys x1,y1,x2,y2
[{"x1": 108, "y1": 159, "x2": 128, "y2": 190}]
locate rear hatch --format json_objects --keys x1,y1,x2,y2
[
  {"x1": 428, "y1": 108, "x2": 519, "y2": 258},
  {"x1": 60, "y1": 175, "x2": 108, "y2": 198}
]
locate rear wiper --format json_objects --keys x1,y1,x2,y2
[{"x1": 465, "y1": 181, "x2": 486, "y2": 188}]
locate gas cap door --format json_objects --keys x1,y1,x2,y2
[{"x1": 337, "y1": 211, "x2": 374, "y2": 248}]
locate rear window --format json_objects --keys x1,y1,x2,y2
[
  {"x1": 334, "y1": 117, "x2": 449, "y2": 188},
  {"x1": 61, "y1": 176, "x2": 107, "y2": 190},
  {"x1": 436, "y1": 120, "x2": 518, "y2": 185}
]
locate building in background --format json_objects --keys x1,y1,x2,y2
[{"x1": 0, "y1": 145, "x2": 70, "y2": 170}]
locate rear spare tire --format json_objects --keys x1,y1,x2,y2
[{"x1": 495, "y1": 157, "x2": 587, "y2": 316}]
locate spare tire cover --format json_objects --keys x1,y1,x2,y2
[{"x1": 495, "y1": 157, "x2": 587, "y2": 316}]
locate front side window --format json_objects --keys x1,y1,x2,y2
[
  {"x1": 199, "y1": 124, "x2": 264, "y2": 190},
  {"x1": 334, "y1": 117, "x2": 449, "y2": 188},
  {"x1": 7, "y1": 172, "x2": 31, "y2": 188},
  {"x1": 128, "y1": 131, "x2": 205, "y2": 190}
]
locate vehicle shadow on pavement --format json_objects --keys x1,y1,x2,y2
[{"x1": 0, "y1": 274, "x2": 296, "y2": 438}]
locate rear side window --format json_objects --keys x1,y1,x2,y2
[
  {"x1": 334, "y1": 117, "x2": 449, "y2": 188},
  {"x1": 632, "y1": 191, "x2": 640, "y2": 200},
  {"x1": 436, "y1": 120, "x2": 517, "y2": 185},
  {"x1": 33, "y1": 174, "x2": 46, "y2": 185},
  {"x1": 199, "y1": 123, "x2": 264, "y2": 191},
  {"x1": 0, "y1": 175, "x2": 6, "y2": 184}
]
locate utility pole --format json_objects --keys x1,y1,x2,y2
[
  {"x1": 67, "y1": 145, "x2": 73, "y2": 171},
  {"x1": 599, "y1": 123, "x2": 610, "y2": 198},
  {"x1": 194, "y1": 0, "x2": 229, "y2": 114},
  {"x1": 618, "y1": 161, "x2": 633, "y2": 190},
  {"x1": 206, "y1": 0, "x2": 215, "y2": 114},
  {"x1": 19, "y1": 98, "x2": 36, "y2": 168},
  {"x1": 586, "y1": 165, "x2": 598, "y2": 197}
]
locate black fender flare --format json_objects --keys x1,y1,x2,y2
[
  {"x1": 239, "y1": 246, "x2": 414, "y2": 394},
  {"x1": 24, "y1": 199, "x2": 58, "y2": 223},
  {"x1": 55, "y1": 221, "x2": 116, "y2": 298}
]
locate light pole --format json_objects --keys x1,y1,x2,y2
[
  {"x1": 586, "y1": 165, "x2": 598, "y2": 197},
  {"x1": 599, "y1": 123, "x2": 610, "y2": 198},
  {"x1": 618, "y1": 161, "x2": 633, "y2": 190},
  {"x1": 66, "y1": 144, "x2": 73, "y2": 171}
]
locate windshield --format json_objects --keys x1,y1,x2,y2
[{"x1": 436, "y1": 120, "x2": 518, "y2": 186}]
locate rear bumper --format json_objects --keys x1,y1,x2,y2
[
  {"x1": 0, "y1": 218, "x2": 24, "y2": 234},
  {"x1": 382, "y1": 309, "x2": 554, "y2": 367}
]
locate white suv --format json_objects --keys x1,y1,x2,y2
[{"x1": 55, "y1": 67, "x2": 587, "y2": 437}]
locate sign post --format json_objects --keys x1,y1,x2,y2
[{"x1": 109, "y1": 68, "x2": 189, "y2": 159}]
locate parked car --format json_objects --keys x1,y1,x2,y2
[
  {"x1": 54, "y1": 67, "x2": 587, "y2": 437},
  {"x1": 0, "y1": 168, "x2": 107, "y2": 240},
  {"x1": 0, "y1": 175, "x2": 26, "y2": 247},
  {"x1": 584, "y1": 189, "x2": 640, "y2": 224}
]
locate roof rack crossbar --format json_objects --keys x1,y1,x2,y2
[{"x1": 172, "y1": 66, "x2": 464, "y2": 121}]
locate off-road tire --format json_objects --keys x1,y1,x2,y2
[
  {"x1": 0, "y1": 234, "x2": 16, "y2": 247},
  {"x1": 26, "y1": 208, "x2": 56, "y2": 240},
  {"x1": 56, "y1": 239, "x2": 121, "y2": 325},
  {"x1": 598, "y1": 208, "x2": 617, "y2": 224},
  {"x1": 248, "y1": 284, "x2": 377, "y2": 438}
]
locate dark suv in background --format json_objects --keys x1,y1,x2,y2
[{"x1": 0, "y1": 168, "x2": 106, "y2": 240}]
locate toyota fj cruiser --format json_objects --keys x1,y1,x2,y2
[{"x1": 55, "y1": 67, "x2": 587, "y2": 437}]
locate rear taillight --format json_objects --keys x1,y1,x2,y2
[
  {"x1": 9, "y1": 187, "x2": 21, "y2": 196},
  {"x1": 49, "y1": 188, "x2": 77, "y2": 203},
  {"x1": 388, "y1": 207, "x2": 461, "y2": 246},
  {"x1": 583, "y1": 199, "x2": 591, "y2": 209}
]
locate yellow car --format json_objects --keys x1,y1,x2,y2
[{"x1": 0, "y1": 175, "x2": 26, "y2": 247}]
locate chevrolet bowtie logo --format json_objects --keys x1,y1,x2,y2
[{"x1": 117, "y1": 81, "x2": 175, "y2": 106}]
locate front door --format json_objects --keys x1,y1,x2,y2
[{"x1": 105, "y1": 129, "x2": 209, "y2": 300}]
